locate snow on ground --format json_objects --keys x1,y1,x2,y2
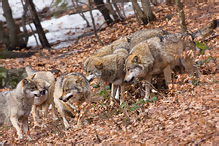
[{"x1": 0, "y1": 1, "x2": 135, "y2": 49}]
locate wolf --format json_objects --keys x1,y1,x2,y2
[
  {"x1": 84, "y1": 29, "x2": 167, "y2": 71},
  {"x1": 54, "y1": 72, "x2": 91, "y2": 129},
  {"x1": 25, "y1": 66, "x2": 57, "y2": 127},
  {"x1": 0, "y1": 74, "x2": 40, "y2": 140},
  {"x1": 124, "y1": 33, "x2": 201, "y2": 100},
  {"x1": 85, "y1": 29, "x2": 167, "y2": 102},
  {"x1": 86, "y1": 48, "x2": 129, "y2": 104}
]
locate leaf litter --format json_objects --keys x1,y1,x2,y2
[{"x1": 0, "y1": 2, "x2": 218, "y2": 145}]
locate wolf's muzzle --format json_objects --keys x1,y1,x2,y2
[{"x1": 124, "y1": 76, "x2": 134, "y2": 83}]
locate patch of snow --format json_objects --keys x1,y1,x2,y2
[{"x1": 1, "y1": 1, "x2": 136, "y2": 49}]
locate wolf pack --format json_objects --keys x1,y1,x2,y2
[{"x1": 0, "y1": 21, "x2": 216, "y2": 140}]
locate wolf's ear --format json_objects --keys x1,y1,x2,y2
[
  {"x1": 95, "y1": 62, "x2": 103, "y2": 70},
  {"x1": 29, "y1": 74, "x2": 36, "y2": 79},
  {"x1": 132, "y1": 56, "x2": 141, "y2": 63}
]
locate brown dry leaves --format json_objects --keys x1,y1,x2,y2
[{"x1": 0, "y1": 2, "x2": 218, "y2": 145}]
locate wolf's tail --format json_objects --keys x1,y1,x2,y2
[{"x1": 25, "y1": 65, "x2": 36, "y2": 76}]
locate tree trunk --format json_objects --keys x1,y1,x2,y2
[
  {"x1": 88, "y1": 0, "x2": 103, "y2": 45},
  {"x1": 176, "y1": 0, "x2": 187, "y2": 32},
  {"x1": 106, "y1": 0, "x2": 120, "y2": 22},
  {"x1": 94, "y1": 0, "x2": 113, "y2": 26},
  {"x1": 27, "y1": 0, "x2": 51, "y2": 48},
  {"x1": 141, "y1": 0, "x2": 156, "y2": 22},
  {"x1": 112, "y1": 0, "x2": 125, "y2": 20},
  {"x1": 21, "y1": 0, "x2": 29, "y2": 44},
  {"x1": 2, "y1": 0, "x2": 20, "y2": 50},
  {"x1": 131, "y1": 0, "x2": 148, "y2": 25},
  {"x1": 75, "y1": 0, "x2": 90, "y2": 27},
  {"x1": 0, "y1": 21, "x2": 10, "y2": 46}
]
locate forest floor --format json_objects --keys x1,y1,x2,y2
[{"x1": 0, "y1": 2, "x2": 218, "y2": 145}]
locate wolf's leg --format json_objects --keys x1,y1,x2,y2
[
  {"x1": 51, "y1": 101, "x2": 58, "y2": 120},
  {"x1": 120, "y1": 85, "x2": 125, "y2": 105},
  {"x1": 32, "y1": 105, "x2": 40, "y2": 127},
  {"x1": 10, "y1": 116, "x2": 23, "y2": 139},
  {"x1": 138, "y1": 82, "x2": 145, "y2": 97},
  {"x1": 144, "y1": 76, "x2": 152, "y2": 101},
  {"x1": 77, "y1": 103, "x2": 90, "y2": 128},
  {"x1": 163, "y1": 65, "x2": 172, "y2": 87},
  {"x1": 42, "y1": 103, "x2": 50, "y2": 123},
  {"x1": 110, "y1": 84, "x2": 118, "y2": 106},
  {"x1": 22, "y1": 118, "x2": 32, "y2": 141},
  {"x1": 61, "y1": 111, "x2": 70, "y2": 129}
]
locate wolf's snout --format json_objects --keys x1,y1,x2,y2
[
  {"x1": 124, "y1": 76, "x2": 134, "y2": 83},
  {"x1": 34, "y1": 92, "x2": 41, "y2": 97},
  {"x1": 59, "y1": 97, "x2": 63, "y2": 100},
  {"x1": 40, "y1": 89, "x2": 46, "y2": 95}
]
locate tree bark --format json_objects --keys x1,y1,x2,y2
[
  {"x1": 131, "y1": 0, "x2": 148, "y2": 25},
  {"x1": 2, "y1": 0, "x2": 20, "y2": 50},
  {"x1": 21, "y1": 0, "x2": 29, "y2": 44},
  {"x1": 106, "y1": 0, "x2": 120, "y2": 22},
  {"x1": 0, "y1": 21, "x2": 10, "y2": 46},
  {"x1": 112, "y1": 0, "x2": 125, "y2": 20},
  {"x1": 74, "y1": 0, "x2": 90, "y2": 27},
  {"x1": 94, "y1": 0, "x2": 113, "y2": 26},
  {"x1": 88, "y1": 0, "x2": 103, "y2": 45},
  {"x1": 176, "y1": 0, "x2": 187, "y2": 32},
  {"x1": 27, "y1": 0, "x2": 51, "y2": 48},
  {"x1": 141, "y1": 0, "x2": 156, "y2": 22}
]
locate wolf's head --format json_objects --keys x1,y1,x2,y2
[
  {"x1": 59, "y1": 76, "x2": 83, "y2": 102},
  {"x1": 124, "y1": 53, "x2": 154, "y2": 83},
  {"x1": 33, "y1": 78, "x2": 51, "y2": 96},
  {"x1": 86, "y1": 57, "x2": 103, "y2": 82},
  {"x1": 124, "y1": 55, "x2": 145, "y2": 83},
  {"x1": 21, "y1": 74, "x2": 41, "y2": 98},
  {"x1": 32, "y1": 78, "x2": 51, "y2": 105}
]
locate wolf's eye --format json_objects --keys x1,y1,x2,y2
[{"x1": 65, "y1": 89, "x2": 70, "y2": 92}]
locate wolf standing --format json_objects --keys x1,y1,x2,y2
[
  {"x1": 25, "y1": 66, "x2": 57, "y2": 127},
  {"x1": 0, "y1": 75, "x2": 40, "y2": 140},
  {"x1": 54, "y1": 72, "x2": 91, "y2": 129}
]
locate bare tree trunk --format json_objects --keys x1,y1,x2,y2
[
  {"x1": 0, "y1": 20, "x2": 10, "y2": 46},
  {"x1": 21, "y1": 0, "x2": 29, "y2": 44},
  {"x1": 27, "y1": 0, "x2": 51, "y2": 48},
  {"x1": 131, "y1": 0, "x2": 148, "y2": 25},
  {"x1": 106, "y1": 0, "x2": 120, "y2": 22},
  {"x1": 74, "y1": 0, "x2": 90, "y2": 27},
  {"x1": 2, "y1": 0, "x2": 20, "y2": 50},
  {"x1": 133, "y1": 8, "x2": 141, "y2": 26},
  {"x1": 176, "y1": 0, "x2": 187, "y2": 32},
  {"x1": 88, "y1": 0, "x2": 103, "y2": 45},
  {"x1": 141, "y1": 0, "x2": 156, "y2": 22},
  {"x1": 112, "y1": 0, "x2": 125, "y2": 20},
  {"x1": 94, "y1": 0, "x2": 113, "y2": 26}
]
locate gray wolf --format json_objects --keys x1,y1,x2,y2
[
  {"x1": 86, "y1": 48, "x2": 128, "y2": 104},
  {"x1": 25, "y1": 66, "x2": 57, "y2": 127},
  {"x1": 124, "y1": 33, "x2": 201, "y2": 100},
  {"x1": 85, "y1": 29, "x2": 167, "y2": 103},
  {"x1": 0, "y1": 74, "x2": 40, "y2": 140},
  {"x1": 84, "y1": 29, "x2": 167, "y2": 71},
  {"x1": 54, "y1": 72, "x2": 91, "y2": 129}
]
